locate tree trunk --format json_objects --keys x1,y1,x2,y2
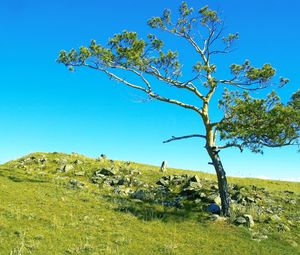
[{"x1": 206, "y1": 146, "x2": 231, "y2": 216}]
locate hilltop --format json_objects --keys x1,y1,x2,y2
[{"x1": 0, "y1": 152, "x2": 299, "y2": 254}]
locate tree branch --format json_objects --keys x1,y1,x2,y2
[
  {"x1": 163, "y1": 134, "x2": 207, "y2": 143},
  {"x1": 81, "y1": 63, "x2": 203, "y2": 115},
  {"x1": 217, "y1": 143, "x2": 244, "y2": 152}
]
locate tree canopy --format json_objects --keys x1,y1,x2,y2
[{"x1": 58, "y1": 2, "x2": 300, "y2": 215}]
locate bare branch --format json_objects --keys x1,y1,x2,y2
[
  {"x1": 163, "y1": 134, "x2": 206, "y2": 143},
  {"x1": 81, "y1": 63, "x2": 203, "y2": 116},
  {"x1": 217, "y1": 143, "x2": 244, "y2": 152},
  {"x1": 147, "y1": 66, "x2": 206, "y2": 101}
]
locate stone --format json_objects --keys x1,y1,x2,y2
[
  {"x1": 235, "y1": 216, "x2": 247, "y2": 225},
  {"x1": 160, "y1": 161, "x2": 167, "y2": 172},
  {"x1": 210, "y1": 214, "x2": 226, "y2": 222},
  {"x1": 69, "y1": 179, "x2": 84, "y2": 189},
  {"x1": 211, "y1": 184, "x2": 218, "y2": 190},
  {"x1": 243, "y1": 214, "x2": 255, "y2": 228},
  {"x1": 61, "y1": 164, "x2": 74, "y2": 172},
  {"x1": 74, "y1": 159, "x2": 83, "y2": 164},
  {"x1": 189, "y1": 175, "x2": 201, "y2": 183},
  {"x1": 207, "y1": 203, "x2": 221, "y2": 214},
  {"x1": 270, "y1": 214, "x2": 281, "y2": 222},
  {"x1": 98, "y1": 168, "x2": 116, "y2": 176},
  {"x1": 213, "y1": 196, "x2": 222, "y2": 205},
  {"x1": 188, "y1": 182, "x2": 202, "y2": 189},
  {"x1": 277, "y1": 223, "x2": 290, "y2": 232},
  {"x1": 156, "y1": 178, "x2": 169, "y2": 187},
  {"x1": 131, "y1": 189, "x2": 151, "y2": 200},
  {"x1": 246, "y1": 197, "x2": 255, "y2": 203}
]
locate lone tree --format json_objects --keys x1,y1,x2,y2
[{"x1": 58, "y1": 2, "x2": 300, "y2": 216}]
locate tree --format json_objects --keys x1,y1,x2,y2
[{"x1": 58, "y1": 2, "x2": 300, "y2": 216}]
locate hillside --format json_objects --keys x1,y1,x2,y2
[{"x1": 0, "y1": 152, "x2": 299, "y2": 255}]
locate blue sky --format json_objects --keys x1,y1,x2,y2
[{"x1": 0, "y1": 0, "x2": 299, "y2": 181}]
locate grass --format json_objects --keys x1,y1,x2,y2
[{"x1": 0, "y1": 152, "x2": 299, "y2": 254}]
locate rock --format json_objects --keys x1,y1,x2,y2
[
  {"x1": 235, "y1": 216, "x2": 247, "y2": 225},
  {"x1": 74, "y1": 159, "x2": 83, "y2": 164},
  {"x1": 156, "y1": 178, "x2": 169, "y2": 187},
  {"x1": 97, "y1": 168, "x2": 116, "y2": 176},
  {"x1": 246, "y1": 197, "x2": 255, "y2": 203},
  {"x1": 243, "y1": 214, "x2": 255, "y2": 228},
  {"x1": 188, "y1": 182, "x2": 202, "y2": 189},
  {"x1": 211, "y1": 184, "x2": 218, "y2": 190},
  {"x1": 207, "y1": 203, "x2": 221, "y2": 214},
  {"x1": 60, "y1": 164, "x2": 74, "y2": 172},
  {"x1": 252, "y1": 232, "x2": 268, "y2": 242},
  {"x1": 189, "y1": 175, "x2": 201, "y2": 183},
  {"x1": 270, "y1": 214, "x2": 281, "y2": 222},
  {"x1": 69, "y1": 179, "x2": 84, "y2": 189},
  {"x1": 213, "y1": 196, "x2": 222, "y2": 206},
  {"x1": 277, "y1": 223, "x2": 290, "y2": 232},
  {"x1": 160, "y1": 161, "x2": 167, "y2": 172},
  {"x1": 131, "y1": 189, "x2": 152, "y2": 201},
  {"x1": 210, "y1": 214, "x2": 226, "y2": 222}
]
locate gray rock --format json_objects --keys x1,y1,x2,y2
[
  {"x1": 69, "y1": 179, "x2": 84, "y2": 189},
  {"x1": 189, "y1": 175, "x2": 201, "y2": 183},
  {"x1": 243, "y1": 214, "x2": 255, "y2": 228},
  {"x1": 60, "y1": 164, "x2": 74, "y2": 172},
  {"x1": 210, "y1": 214, "x2": 226, "y2": 222},
  {"x1": 97, "y1": 168, "x2": 116, "y2": 176},
  {"x1": 131, "y1": 189, "x2": 152, "y2": 200},
  {"x1": 213, "y1": 196, "x2": 222, "y2": 205},
  {"x1": 74, "y1": 159, "x2": 83, "y2": 164},
  {"x1": 277, "y1": 223, "x2": 290, "y2": 232},
  {"x1": 156, "y1": 178, "x2": 169, "y2": 187},
  {"x1": 235, "y1": 216, "x2": 247, "y2": 225}
]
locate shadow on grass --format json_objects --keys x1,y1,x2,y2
[{"x1": 104, "y1": 194, "x2": 209, "y2": 223}]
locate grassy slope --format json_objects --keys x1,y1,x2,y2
[{"x1": 0, "y1": 152, "x2": 299, "y2": 255}]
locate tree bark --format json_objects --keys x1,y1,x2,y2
[{"x1": 206, "y1": 146, "x2": 231, "y2": 216}]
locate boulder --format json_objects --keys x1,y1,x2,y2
[
  {"x1": 243, "y1": 214, "x2": 255, "y2": 228},
  {"x1": 97, "y1": 168, "x2": 116, "y2": 176},
  {"x1": 189, "y1": 175, "x2": 201, "y2": 183},
  {"x1": 60, "y1": 164, "x2": 74, "y2": 172},
  {"x1": 235, "y1": 216, "x2": 247, "y2": 225},
  {"x1": 69, "y1": 179, "x2": 84, "y2": 189}
]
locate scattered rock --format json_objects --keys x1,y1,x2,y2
[
  {"x1": 69, "y1": 179, "x2": 84, "y2": 189},
  {"x1": 243, "y1": 214, "x2": 255, "y2": 228},
  {"x1": 189, "y1": 175, "x2": 201, "y2": 183},
  {"x1": 277, "y1": 223, "x2": 290, "y2": 232},
  {"x1": 160, "y1": 161, "x2": 167, "y2": 172},
  {"x1": 210, "y1": 214, "x2": 226, "y2": 222},
  {"x1": 74, "y1": 159, "x2": 83, "y2": 164},
  {"x1": 97, "y1": 168, "x2": 117, "y2": 176},
  {"x1": 60, "y1": 164, "x2": 74, "y2": 172},
  {"x1": 235, "y1": 216, "x2": 247, "y2": 225}
]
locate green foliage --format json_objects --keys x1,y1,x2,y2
[
  {"x1": 218, "y1": 90, "x2": 300, "y2": 153},
  {"x1": 230, "y1": 60, "x2": 276, "y2": 84},
  {"x1": 199, "y1": 5, "x2": 220, "y2": 24},
  {"x1": 289, "y1": 89, "x2": 300, "y2": 110}
]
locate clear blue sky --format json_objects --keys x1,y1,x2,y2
[{"x1": 0, "y1": 0, "x2": 299, "y2": 181}]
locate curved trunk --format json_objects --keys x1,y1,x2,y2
[{"x1": 206, "y1": 146, "x2": 231, "y2": 216}]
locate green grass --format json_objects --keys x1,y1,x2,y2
[{"x1": 0, "y1": 152, "x2": 299, "y2": 254}]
